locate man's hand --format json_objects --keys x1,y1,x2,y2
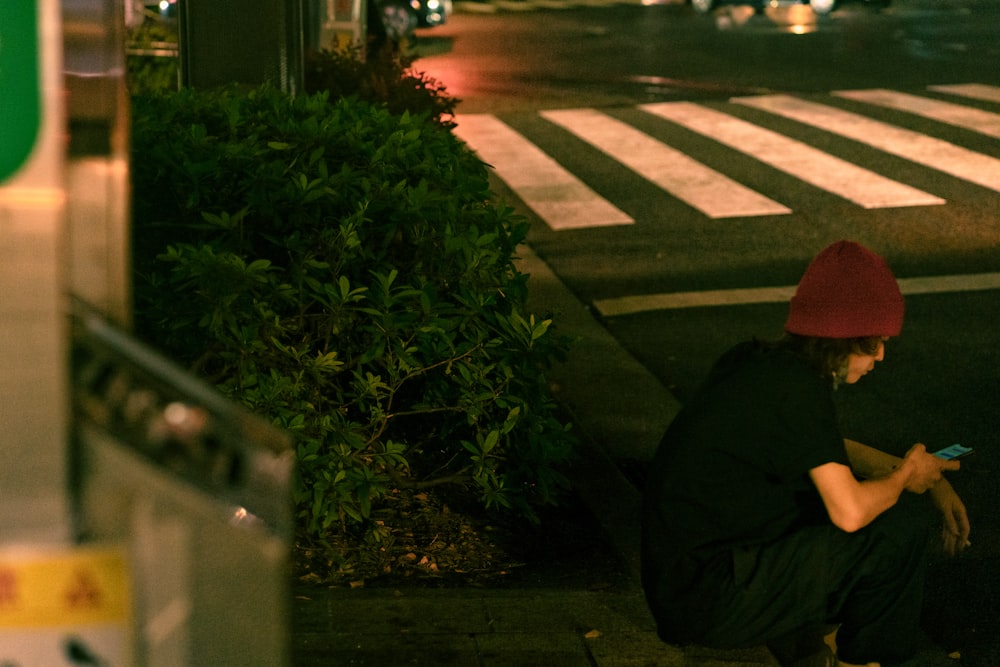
[
  {"x1": 899, "y1": 444, "x2": 960, "y2": 494},
  {"x1": 840, "y1": 439, "x2": 970, "y2": 551},
  {"x1": 930, "y1": 478, "x2": 971, "y2": 556}
]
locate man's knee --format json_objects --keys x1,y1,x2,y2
[{"x1": 860, "y1": 494, "x2": 933, "y2": 578}]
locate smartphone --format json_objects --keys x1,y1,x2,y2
[{"x1": 933, "y1": 443, "x2": 974, "y2": 460}]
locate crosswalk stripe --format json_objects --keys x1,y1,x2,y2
[
  {"x1": 834, "y1": 88, "x2": 1000, "y2": 140},
  {"x1": 928, "y1": 83, "x2": 1000, "y2": 105},
  {"x1": 639, "y1": 101, "x2": 945, "y2": 209},
  {"x1": 452, "y1": 114, "x2": 634, "y2": 230},
  {"x1": 594, "y1": 272, "x2": 1000, "y2": 317},
  {"x1": 733, "y1": 94, "x2": 1000, "y2": 194},
  {"x1": 540, "y1": 108, "x2": 792, "y2": 219}
]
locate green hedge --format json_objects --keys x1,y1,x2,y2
[{"x1": 130, "y1": 85, "x2": 576, "y2": 542}]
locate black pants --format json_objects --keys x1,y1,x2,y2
[{"x1": 646, "y1": 496, "x2": 933, "y2": 665}]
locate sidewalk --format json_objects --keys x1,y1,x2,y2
[{"x1": 291, "y1": 586, "x2": 776, "y2": 666}]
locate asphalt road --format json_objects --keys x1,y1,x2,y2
[
  {"x1": 416, "y1": 0, "x2": 1000, "y2": 469},
  {"x1": 421, "y1": 0, "x2": 1000, "y2": 112}
]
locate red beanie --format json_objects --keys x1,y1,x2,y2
[{"x1": 785, "y1": 241, "x2": 904, "y2": 338}]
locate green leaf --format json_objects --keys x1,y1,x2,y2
[
  {"x1": 531, "y1": 317, "x2": 552, "y2": 342},
  {"x1": 483, "y1": 429, "x2": 500, "y2": 454}
]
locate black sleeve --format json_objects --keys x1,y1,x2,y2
[{"x1": 768, "y1": 374, "x2": 849, "y2": 481}]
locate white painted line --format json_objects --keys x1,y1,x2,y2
[
  {"x1": 640, "y1": 101, "x2": 945, "y2": 209},
  {"x1": 928, "y1": 83, "x2": 1000, "y2": 105},
  {"x1": 452, "y1": 114, "x2": 634, "y2": 230},
  {"x1": 596, "y1": 285, "x2": 797, "y2": 317},
  {"x1": 899, "y1": 273, "x2": 1000, "y2": 295},
  {"x1": 540, "y1": 108, "x2": 792, "y2": 219},
  {"x1": 733, "y1": 95, "x2": 1000, "y2": 193},
  {"x1": 594, "y1": 272, "x2": 1000, "y2": 317},
  {"x1": 834, "y1": 88, "x2": 1000, "y2": 140}
]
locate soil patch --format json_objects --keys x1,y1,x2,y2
[{"x1": 293, "y1": 484, "x2": 631, "y2": 591}]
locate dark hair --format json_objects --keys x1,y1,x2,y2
[{"x1": 774, "y1": 333, "x2": 885, "y2": 385}]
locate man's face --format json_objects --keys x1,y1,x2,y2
[{"x1": 843, "y1": 338, "x2": 887, "y2": 384}]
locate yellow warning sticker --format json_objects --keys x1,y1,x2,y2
[{"x1": 0, "y1": 546, "x2": 130, "y2": 628}]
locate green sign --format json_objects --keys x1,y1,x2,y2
[{"x1": 0, "y1": 3, "x2": 41, "y2": 183}]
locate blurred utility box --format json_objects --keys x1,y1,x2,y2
[
  {"x1": 71, "y1": 306, "x2": 295, "y2": 666},
  {"x1": 2, "y1": 1, "x2": 295, "y2": 663},
  {"x1": 179, "y1": 0, "x2": 303, "y2": 93}
]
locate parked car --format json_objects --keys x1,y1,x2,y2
[{"x1": 691, "y1": 0, "x2": 889, "y2": 16}]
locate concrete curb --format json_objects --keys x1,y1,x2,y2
[{"x1": 515, "y1": 243, "x2": 680, "y2": 581}]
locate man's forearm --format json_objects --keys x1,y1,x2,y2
[{"x1": 843, "y1": 438, "x2": 902, "y2": 479}]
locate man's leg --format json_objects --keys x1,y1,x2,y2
[
  {"x1": 696, "y1": 498, "x2": 932, "y2": 665},
  {"x1": 831, "y1": 497, "x2": 932, "y2": 665}
]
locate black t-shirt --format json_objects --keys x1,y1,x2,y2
[{"x1": 642, "y1": 341, "x2": 850, "y2": 565}]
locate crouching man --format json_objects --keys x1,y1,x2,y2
[{"x1": 641, "y1": 241, "x2": 970, "y2": 667}]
